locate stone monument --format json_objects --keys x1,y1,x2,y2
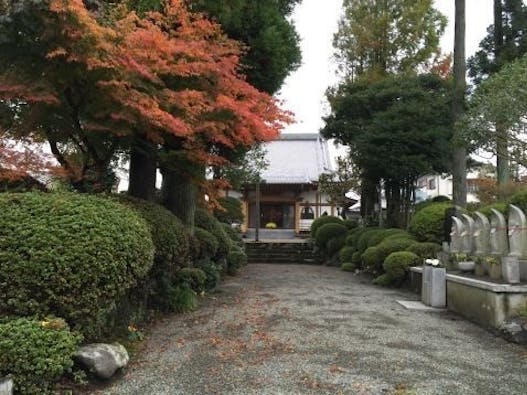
[
  {"x1": 473, "y1": 211, "x2": 491, "y2": 255},
  {"x1": 461, "y1": 213, "x2": 475, "y2": 254},
  {"x1": 450, "y1": 216, "x2": 464, "y2": 254},
  {"x1": 490, "y1": 208, "x2": 508, "y2": 256}
]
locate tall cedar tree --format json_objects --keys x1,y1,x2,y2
[
  {"x1": 0, "y1": 1, "x2": 289, "y2": 212},
  {"x1": 332, "y1": 0, "x2": 447, "y2": 221}
]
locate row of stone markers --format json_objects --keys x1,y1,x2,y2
[{"x1": 449, "y1": 204, "x2": 527, "y2": 283}]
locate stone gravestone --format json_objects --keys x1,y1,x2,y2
[
  {"x1": 490, "y1": 208, "x2": 508, "y2": 256},
  {"x1": 461, "y1": 214, "x2": 475, "y2": 254},
  {"x1": 450, "y1": 216, "x2": 464, "y2": 254},
  {"x1": 473, "y1": 211, "x2": 491, "y2": 255},
  {"x1": 422, "y1": 266, "x2": 446, "y2": 308},
  {"x1": 508, "y1": 204, "x2": 527, "y2": 282},
  {"x1": 0, "y1": 377, "x2": 13, "y2": 395}
]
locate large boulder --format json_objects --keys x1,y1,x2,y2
[
  {"x1": 75, "y1": 343, "x2": 129, "y2": 379},
  {"x1": 499, "y1": 317, "x2": 527, "y2": 345}
]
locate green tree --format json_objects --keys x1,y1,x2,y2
[
  {"x1": 323, "y1": 74, "x2": 452, "y2": 227},
  {"x1": 318, "y1": 156, "x2": 360, "y2": 208}
]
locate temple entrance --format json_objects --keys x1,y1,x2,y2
[{"x1": 248, "y1": 202, "x2": 295, "y2": 229}]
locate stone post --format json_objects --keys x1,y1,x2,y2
[
  {"x1": 473, "y1": 211, "x2": 490, "y2": 255},
  {"x1": 461, "y1": 213, "x2": 475, "y2": 254},
  {"x1": 490, "y1": 208, "x2": 508, "y2": 256},
  {"x1": 450, "y1": 216, "x2": 464, "y2": 254}
]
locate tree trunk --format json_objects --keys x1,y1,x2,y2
[
  {"x1": 128, "y1": 138, "x2": 157, "y2": 201},
  {"x1": 452, "y1": 0, "x2": 467, "y2": 208},
  {"x1": 361, "y1": 176, "x2": 379, "y2": 225},
  {"x1": 161, "y1": 167, "x2": 198, "y2": 231}
]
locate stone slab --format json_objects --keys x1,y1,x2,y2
[{"x1": 396, "y1": 300, "x2": 447, "y2": 312}]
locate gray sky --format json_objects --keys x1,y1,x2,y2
[{"x1": 278, "y1": 0, "x2": 494, "y2": 139}]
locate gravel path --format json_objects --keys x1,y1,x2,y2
[{"x1": 99, "y1": 264, "x2": 526, "y2": 395}]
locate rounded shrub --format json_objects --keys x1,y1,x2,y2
[
  {"x1": 340, "y1": 262, "x2": 355, "y2": 272},
  {"x1": 383, "y1": 251, "x2": 420, "y2": 283},
  {"x1": 194, "y1": 227, "x2": 219, "y2": 259},
  {"x1": 0, "y1": 318, "x2": 81, "y2": 394},
  {"x1": 406, "y1": 242, "x2": 441, "y2": 260},
  {"x1": 509, "y1": 189, "x2": 527, "y2": 213},
  {"x1": 310, "y1": 216, "x2": 343, "y2": 238},
  {"x1": 195, "y1": 208, "x2": 232, "y2": 259},
  {"x1": 221, "y1": 222, "x2": 243, "y2": 246},
  {"x1": 227, "y1": 246, "x2": 248, "y2": 275},
  {"x1": 342, "y1": 219, "x2": 359, "y2": 230},
  {"x1": 213, "y1": 196, "x2": 244, "y2": 224},
  {"x1": 345, "y1": 227, "x2": 375, "y2": 249},
  {"x1": 197, "y1": 259, "x2": 221, "y2": 291},
  {"x1": 432, "y1": 195, "x2": 451, "y2": 203},
  {"x1": 177, "y1": 267, "x2": 207, "y2": 294},
  {"x1": 327, "y1": 236, "x2": 346, "y2": 257},
  {"x1": 376, "y1": 238, "x2": 417, "y2": 265},
  {"x1": 315, "y1": 223, "x2": 348, "y2": 251},
  {"x1": 362, "y1": 246, "x2": 382, "y2": 271},
  {"x1": 0, "y1": 193, "x2": 154, "y2": 337},
  {"x1": 351, "y1": 251, "x2": 362, "y2": 267},
  {"x1": 373, "y1": 272, "x2": 395, "y2": 287},
  {"x1": 409, "y1": 202, "x2": 453, "y2": 243},
  {"x1": 340, "y1": 246, "x2": 355, "y2": 264},
  {"x1": 357, "y1": 229, "x2": 385, "y2": 253},
  {"x1": 478, "y1": 202, "x2": 508, "y2": 218},
  {"x1": 119, "y1": 196, "x2": 190, "y2": 270}
]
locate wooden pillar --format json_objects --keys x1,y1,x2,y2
[
  {"x1": 295, "y1": 201, "x2": 300, "y2": 235},
  {"x1": 242, "y1": 199, "x2": 249, "y2": 233}
]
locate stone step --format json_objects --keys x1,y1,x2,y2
[{"x1": 244, "y1": 241, "x2": 320, "y2": 264}]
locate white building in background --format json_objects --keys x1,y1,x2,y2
[{"x1": 416, "y1": 171, "x2": 485, "y2": 204}]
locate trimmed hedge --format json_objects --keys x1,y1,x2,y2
[
  {"x1": 221, "y1": 222, "x2": 243, "y2": 247},
  {"x1": 510, "y1": 190, "x2": 527, "y2": 213},
  {"x1": 0, "y1": 193, "x2": 154, "y2": 338},
  {"x1": 373, "y1": 272, "x2": 395, "y2": 287},
  {"x1": 327, "y1": 236, "x2": 346, "y2": 256},
  {"x1": 214, "y1": 196, "x2": 244, "y2": 224},
  {"x1": 351, "y1": 251, "x2": 362, "y2": 266},
  {"x1": 357, "y1": 229, "x2": 384, "y2": 253},
  {"x1": 409, "y1": 202, "x2": 453, "y2": 243},
  {"x1": 362, "y1": 246, "x2": 382, "y2": 271},
  {"x1": 345, "y1": 227, "x2": 374, "y2": 249},
  {"x1": 227, "y1": 247, "x2": 248, "y2": 275},
  {"x1": 383, "y1": 251, "x2": 420, "y2": 284},
  {"x1": 339, "y1": 246, "x2": 355, "y2": 263},
  {"x1": 177, "y1": 268, "x2": 207, "y2": 294},
  {"x1": 478, "y1": 202, "x2": 508, "y2": 218},
  {"x1": 341, "y1": 262, "x2": 355, "y2": 272},
  {"x1": 311, "y1": 216, "x2": 343, "y2": 238},
  {"x1": 194, "y1": 227, "x2": 219, "y2": 260},
  {"x1": 315, "y1": 223, "x2": 348, "y2": 252},
  {"x1": 376, "y1": 238, "x2": 417, "y2": 265},
  {"x1": 342, "y1": 219, "x2": 359, "y2": 230},
  {"x1": 197, "y1": 259, "x2": 221, "y2": 291},
  {"x1": 0, "y1": 318, "x2": 81, "y2": 394},
  {"x1": 406, "y1": 242, "x2": 441, "y2": 260},
  {"x1": 195, "y1": 208, "x2": 231, "y2": 259}
]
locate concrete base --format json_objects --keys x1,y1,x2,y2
[
  {"x1": 410, "y1": 267, "x2": 527, "y2": 329},
  {"x1": 397, "y1": 300, "x2": 447, "y2": 312}
]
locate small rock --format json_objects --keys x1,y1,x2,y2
[
  {"x1": 499, "y1": 318, "x2": 527, "y2": 344},
  {"x1": 75, "y1": 343, "x2": 129, "y2": 379},
  {"x1": 0, "y1": 377, "x2": 13, "y2": 395}
]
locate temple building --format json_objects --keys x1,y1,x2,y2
[{"x1": 239, "y1": 133, "x2": 337, "y2": 237}]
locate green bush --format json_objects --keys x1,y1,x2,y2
[
  {"x1": 340, "y1": 246, "x2": 355, "y2": 263},
  {"x1": 432, "y1": 195, "x2": 451, "y2": 203},
  {"x1": 310, "y1": 216, "x2": 343, "y2": 238},
  {"x1": 373, "y1": 272, "x2": 395, "y2": 287},
  {"x1": 195, "y1": 208, "x2": 232, "y2": 259},
  {"x1": 342, "y1": 219, "x2": 359, "y2": 230},
  {"x1": 0, "y1": 318, "x2": 81, "y2": 394},
  {"x1": 383, "y1": 251, "x2": 420, "y2": 283},
  {"x1": 197, "y1": 259, "x2": 221, "y2": 291},
  {"x1": 357, "y1": 229, "x2": 385, "y2": 253},
  {"x1": 226, "y1": 247, "x2": 247, "y2": 275},
  {"x1": 327, "y1": 236, "x2": 346, "y2": 256},
  {"x1": 406, "y1": 242, "x2": 441, "y2": 260},
  {"x1": 194, "y1": 227, "x2": 219, "y2": 259},
  {"x1": 177, "y1": 268, "x2": 207, "y2": 294},
  {"x1": 315, "y1": 223, "x2": 348, "y2": 251},
  {"x1": 376, "y1": 238, "x2": 417, "y2": 265},
  {"x1": 340, "y1": 262, "x2": 355, "y2": 272},
  {"x1": 214, "y1": 196, "x2": 244, "y2": 224},
  {"x1": 221, "y1": 222, "x2": 243, "y2": 246},
  {"x1": 345, "y1": 227, "x2": 375, "y2": 249},
  {"x1": 510, "y1": 189, "x2": 527, "y2": 213},
  {"x1": 362, "y1": 246, "x2": 382, "y2": 271},
  {"x1": 478, "y1": 202, "x2": 508, "y2": 218},
  {"x1": 383, "y1": 232, "x2": 415, "y2": 243},
  {"x1": 351, "y1": 251, "x2": 362, "y2": 266},
  {"x1": 0, "y1": 193, "x2": 154, "y2": 338},
  {"x1": 409, "y1": 202, "x2": 453, "y2": 243},
  {"x1": 170, "y1": 285, "x2": 199, "y2": 313}
]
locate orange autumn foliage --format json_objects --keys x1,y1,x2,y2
[{"x1": 0, "y1": 0, "x2": 290, "y2": 189}]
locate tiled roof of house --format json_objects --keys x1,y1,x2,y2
[{"x1": 260, "y1": 133, "x2": 332, "y2": 184}]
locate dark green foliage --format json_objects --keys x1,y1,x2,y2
[
  {"x1": 311, "y1": 216, "x2": 344, "y2": 238},
  {"x1": 197, "y1": 259, "x2": 221, "y2": 291},
  {"x1": 510, "y1": 190, "x2": 527, "y2": 213},
  {"x1": 362, "y1": 246, "x2": 382, "y2": 271},
  {"x1": 214, "y1": 196, "x2": 244, "y2": 224},
  {"x1": 315, "y1": 223, "x2": 348, "y2": 251},
  {"x1": 170, "y1": 285, "x2": 199, "y2": 313},
  {"x1": 478, "y1": 202, "x2": 509, "y2": 217},
  {"x1": 383, "y1": 251, "x2": 420, "y2": 284},
  {"x1": 226, "y1": 247, "x2": 247, "y2": 275},
  {"x1": 177, "y1": 268, "x2": 207, "y2": 294},
  {"x1": 357, "y1": 229, "x2": 384, "y2": 253},
  {"x1": 406, "y1": 242, "x2": 441, "y2": 260},
  {"x1": 195, "y1": 208, "x2": 232, "y2": 259},
  {"x1": 383, "y1": 232, "x2": 415, "y2": 242},
  {"x1": 351, "y1": 251, "x2": 362, "y2": 266},
  {"x1": 0, "y1": 318, "x2": 81, "y2": 394},
  {"x1": 327, "y1": 236, "x2": 346, "y2": 257},
  {"x1": 345, "y1": 226, "x2": 374, "y2": 248},
  {"x1": 221, "y1": 222, "x2": 243, "y2": 246},
  {"x1": 194, "y1": 227, "x2": 219, "y2": 260},
  {"x1": 432, "y1": 195, "x2": 451, "y2": 203},
  {"x1": 373, "y1": 272, "x2": 395, "y2": 287},
  {"x1": 0, "y1": 193, "x2": 154, "y2": 338},
  {"x1": 339, "y1": 246, "x2": 355, "y2": 263},
  {"x1": 340, "y1": 262, "x2": 355, "y2": 272},
  {"x1": 342, "y1": 219, "x2": 359, "y2": 230},
  {"x1": 409, "y1": 202, "x2": 453, "y2": 243},
  {"x1": 376, "y1": 238, "x2": 417, "y2": 265}
]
